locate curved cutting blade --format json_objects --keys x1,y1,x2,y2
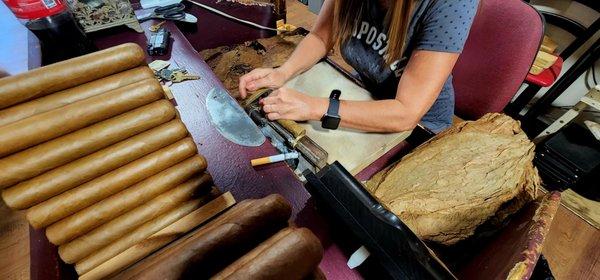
[{"x1": 206, "y1": 87, "x2": 266, "y2": 147}]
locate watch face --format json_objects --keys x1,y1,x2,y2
[{"x1": 322, "y1": 115, "x2": 341, "y2": 129}]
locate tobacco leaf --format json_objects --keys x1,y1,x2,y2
[
  {"x1": 366, "y1": 113, "x2": 540, "y2": 245},
  {"x1": 199, "y1": 35, "x2": 303, "y2": 99}
]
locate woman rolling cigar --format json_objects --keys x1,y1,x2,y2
[{"x1": 239, "y1": 0, "x2": 478, "y2": 133}]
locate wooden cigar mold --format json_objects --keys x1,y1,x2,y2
[{"x1": 0, "y1": 44, "x2": 323, "y2": 280}]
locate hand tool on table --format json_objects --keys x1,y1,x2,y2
[
  {"x1": 140, "y1": 0, "x2": 182, "y2": 9},
  {"x1": 137, "y1": 3, "x2": 198, "y2": 24},
  {"x1": 206, "y1": 88, "x2": 266, "y2": 147}
]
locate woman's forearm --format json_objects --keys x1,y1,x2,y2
[
  {"x1": 278, "y1": 33, "x2": 329, "y2": 81},
  {"x1": 309, "y1": 98, "x2": 420, "y2": 133}
]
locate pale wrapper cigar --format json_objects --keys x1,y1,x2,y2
[
  {"x1": 0, "y1": 100, "x2": 176, "y2": 190},
  {"x1": 115, "y1": 194, "x2": 292, "y2": 280},
  {"x1": 73, "y1": 187, "x2": 220, "y2": 273},
  {"x1": 0, "y1": 43, "x2": 146, "y2": 109},
  {"x1": 45, "y1": 156, "x2": 208, "y2": 245},
  {"x1": 63, "y1": 178, "x2": 215, "y2": 265},
  {"x1": 79, "y1": 192, "x2": 235, "y2": 280},
  {"x1": 0, "y1": 79, "x2": 164, "y2": 157},
  {"x1": 0, "y1": 67, "x2": 155, "y2": 127},
  {"x1": 26, "y1": 138, "x2": 197, "y2": 229},
  {"x1": 3, "y1": 120, "x2": 188, "y2": 209},
  {"x1": 212, "y1": 227, "x2": 323, "y2": 280}
]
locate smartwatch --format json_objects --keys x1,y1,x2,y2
[{"x1": 321, "y1": 89, "x2": 341, "y2": 130}]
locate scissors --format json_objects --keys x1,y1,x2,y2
[{"x1": 137, "y1": 3, "x2": 198, "y2": 23}]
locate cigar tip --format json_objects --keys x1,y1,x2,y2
[{"x1": 1, "y1": 189, "x2": 19, "y2": 210}]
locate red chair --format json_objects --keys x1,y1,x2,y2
[
  {"x1": 509, "y1": 0, "x2": 600, "y2": 120},
  {"x1": 452, "y1": 0, "x2": 544, "y2": 120},
  {"x1": 357, "y1": 0, "x2": 544, "y2": 180}
]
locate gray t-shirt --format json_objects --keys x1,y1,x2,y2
[{"x1": 340, "y1": 0, "x2": 478, "y2": 132}]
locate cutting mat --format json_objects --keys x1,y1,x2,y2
[{"x1": 284, "y1": 62, "x2": 411, "y2": 175}]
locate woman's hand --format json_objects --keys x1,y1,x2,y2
[
  {"x1": 238, "y1": 68, "x2": 289, "y2": 98},
  {"x1": 260, "y1": 87, "x2": 327, "y2": 121}
]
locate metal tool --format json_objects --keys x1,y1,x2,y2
[
  {"x1": 140, "y1": 0, "x2": 182, "y2": 9},
  {"x1": 206, "y1": 88, "x2": 266, "y2": 147},
  {"x1": 137, "y1": 3, "x2": 198, "y2": 23},
  {"x1": 171, "y1": 71, "x2": 200, "y2": 83}
]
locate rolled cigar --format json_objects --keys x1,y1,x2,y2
[
  {"x1": 212, "y1": 227, "x2": 323, "y2": 280},
  {"x1": 79, "y1": 192, "x2": 235, "y2": 280},
  {"x1": 74, "y1": 188, "x2": 220, "y2": 274},
  {"x1": 2, "y1": 120, "x2": 188, "y2": 210},
  {"x1": 0, "y1": 43, "x2": 146, "y2": 109},
  {"x1": 0, "y1": 100, "x2": 176, "y2": 190},
  {"x1": 62, "y1": 179, "x2": 215, "y2": 265},
  {"x1": 45, "y1": 156, "x2": 208, "y2": 245},
  {"x1": 0, "y1": 79, "x2": 164, "y2": 157},
  {"x1": 0, "y1": 67, "x2": 155, "y2": 127},
  {"x1": 115, "y1": 194, "x2": 292, "y2": 280},
  {"x1": 26, "y1": 138, "x2": 197, "y2": 229},
  {"x1": 277, "y1": 119, "x2": 306, "y2": 139}
]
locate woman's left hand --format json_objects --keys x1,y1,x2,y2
[{"x1": 260, "y1": 87, "x2": 327, "y2": 121}]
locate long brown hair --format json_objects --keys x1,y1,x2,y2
[{"x1": 332, "y1": 0, "x2": 417, "y2": 64}]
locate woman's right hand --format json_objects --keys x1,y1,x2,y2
[{"x1": 238, "y1": 68, "x2": 289, "y2": 99}]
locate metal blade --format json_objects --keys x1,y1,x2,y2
[{"x1": 206, "y1": 88, "x2": 266, "y2": 147}]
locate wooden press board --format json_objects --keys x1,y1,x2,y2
[{"x1": 284, "y1": 62, "x2": 411, "y2": 175}]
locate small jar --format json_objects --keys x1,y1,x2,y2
[{"x1": 3, "y1": 0, "x2": 96, "y2": 65}]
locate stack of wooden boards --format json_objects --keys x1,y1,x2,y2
[
  {"x1": 529, "y1": 35, "x2": 560, "y2": 75},
  {"x1": 0, "y1": 43, "x2": 236, "y2": 279}
]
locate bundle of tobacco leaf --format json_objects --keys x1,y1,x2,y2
[{"x1": 366, "y1": 113, "x2": 540, "y2": 245}]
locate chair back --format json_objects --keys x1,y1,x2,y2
[{"x1": 452, "y1": 0, "x2": 544, "y2": 120}]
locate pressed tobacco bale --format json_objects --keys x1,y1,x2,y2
[{"x1": 366, "y1": 113, "x2": 540, "y2": 245}]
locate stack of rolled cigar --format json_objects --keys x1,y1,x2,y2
[
  {"x1": 0, "y1": 43, "x2": 236, "y2": 278},
  {"x1": 112, "y1": 194, "x2": 324, "y2": 280}
]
